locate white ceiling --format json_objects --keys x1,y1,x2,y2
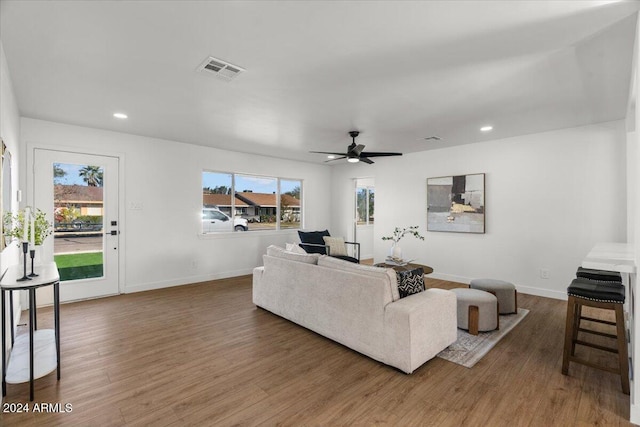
[{"x1": 1, "y1": 1, "x2": 638, "y2": 164}]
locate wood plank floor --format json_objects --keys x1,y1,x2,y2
[{"x1": 0, "y1": 275, "x2": 632, "y2": 426}]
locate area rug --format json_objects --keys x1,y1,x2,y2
[{"x1": 437, "y1": 308, "x2": 529, "y2": 368}]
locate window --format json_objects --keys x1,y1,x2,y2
[
  {"x1": 356, "y1": 187, "x2": 374, "y2": 225},
  {"x1": 280, "y1": 179, "x2": 301, "y2": 229},
  {"x1": 202, "y1": 171, "x2": 302, "y2": 233}
]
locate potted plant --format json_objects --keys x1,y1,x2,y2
[
  {"x1": 382, "y1": 225, "x2": 425, "y2": 260},
  {"x1": 3, "y1": 207, "x2": 53, "y2": 247}
]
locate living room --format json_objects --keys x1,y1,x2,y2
[{"x1": 1, "y1": 1, "x2": 640, "y2": 425}]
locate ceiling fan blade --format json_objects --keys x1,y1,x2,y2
[
  {"x1": 348, "y1": 144, "x2": 366, "y2": 156},
  {"x1": 310, "y1": 151, "x2": 349, "y2": 156},
  {"x1": 324, "y1": 156, "x2": 347, "y2": 162},
  {"x1": 359, "y1": 157, "x2": 375, "y2": 164},
  {"x1": 312, "y1": 131, "x2": 402, "y2": 164},
  {"x1": 359, "y1": 152, "x2": 403, "y2": 157}
]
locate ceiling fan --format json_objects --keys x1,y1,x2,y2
[{"x1": 310, "y1": 131, "x2": 403, "y2": 164}]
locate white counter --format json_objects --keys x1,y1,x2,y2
[{"x1": 582, "y1": 242, "x2": 636, "y2": 274}]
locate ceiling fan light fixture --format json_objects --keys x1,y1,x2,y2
[{"x1": 310, "y1": 130, "x2": 402, "y2": 165}]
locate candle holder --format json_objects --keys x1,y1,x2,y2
[
  {"x1": 17, "y1": 242, "x2": 31, "y2": 282},
  {"x1": 28, "y1": 249, "x2": 38, "y2": 277}
]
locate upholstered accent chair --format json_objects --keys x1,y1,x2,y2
[{"x1": 297, "y1": 230, "x2": 360, "y2": 263}]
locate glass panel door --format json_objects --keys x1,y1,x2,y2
[
  {"x1": 53, "y1": 163, "x2": 104, "y2": 281},
  {"x1": 34, "y1": 149, "x2": 119, "y2": 302}
]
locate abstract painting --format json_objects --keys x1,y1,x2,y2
[{"x1": 427, "y1": 173, "x2": 485, "y2": 233}]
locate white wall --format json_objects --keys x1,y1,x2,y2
[
  {"x1": 628, "y1": 11, "x2": 640, "y2": 423},
  {"x1": 331, "y1": 121, "x2": 627, "y2": 300},
  {"x1": 21, "y1": 118, "x2": 332, "y2": 294},
  {"x1": 0, "y1": 43, "x2": 20, "y2": 268},
  {"x1": 0, "y1": 40, "x2": 21, "y2": 404}
]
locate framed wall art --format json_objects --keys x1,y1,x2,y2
[{"x1": 427, "y1": 173, "x2": 485, "y2": 233}]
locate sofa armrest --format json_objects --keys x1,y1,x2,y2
[{"x1": 383, "y1": 288, "x2": 457, "y2": 373}]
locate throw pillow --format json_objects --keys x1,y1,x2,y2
[
  {"x1": 298, "y1": 230, "x2": 330, "y2": 254},
  {"x1": 322, "y1": 236, "x2": 348, "y2": 257},
  {"x1": 397, "y1": 268, "x2": 425, "y2": 299},
  {"x1": 285, "y1": 243, "x2": 307, "y2": 254}
]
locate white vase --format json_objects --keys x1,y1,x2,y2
[{"x1": 391, "y1": 243, "x2": 402, "y2": 260}]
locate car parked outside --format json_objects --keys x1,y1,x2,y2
[{"x1": 202, "y1": 208, "x2": 248, "y2": 233}]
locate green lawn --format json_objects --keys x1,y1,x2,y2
[{"x1": 54, "y1": 252, "x2": 103, "y2": 281}]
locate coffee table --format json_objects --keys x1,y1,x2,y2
[{"x1": 374, "y1": 262, "x2": 433, "y2": 275}]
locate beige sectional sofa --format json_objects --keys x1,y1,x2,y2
[{"x1": 252, "y1": 245, "x2": 457, "y2": 373}]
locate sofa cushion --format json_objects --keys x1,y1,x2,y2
[
  {"x1": 285, "y1": 242, "x2": 307, "y2": 254},
  {"x1": 322, "y1": 236, "x2": 348, "y2": 256},
  {"x1": 397, "y1": 268, "x2": 425, "y2": 299},
  {"x1": 266, "y1": 245, "x2": 320, "y2": 265},
  {"x1": 298, "y1": 230, "x2": 330, "y2": 254},
  {"x1": 318, "y1": 256, "x2": 400, "y2": 301}
]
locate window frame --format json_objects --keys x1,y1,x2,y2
[
  {"x1": 356, "y1": 185, "x2": 374, "y2": 226},
  {"x1": 201, "y1": 170, "x2": 303, "y2": 235}
]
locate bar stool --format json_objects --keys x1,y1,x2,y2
[
  {"x1": 576, "y1": 266, "x2": 622, "y2": 283},
  {"x1": 561, "y1": 277, "x2": 629, "y2": 394}
]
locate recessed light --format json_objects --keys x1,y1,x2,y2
[
  {"x1": 480, "y1": 125, "x2": 493, "y2": 132},
  {"x1": 113, "y1": 112, "x2": 128, "y2": 119},
  {"x1": 327, "y1": 155, "x2": 336, "y2": 159},
  {"x1": 347, "y1": 158, "x2": 360, "y2": 163}
]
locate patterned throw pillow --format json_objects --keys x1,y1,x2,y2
[{"x1": 396, "y1": 268, "x2": 425, "y2": 298}]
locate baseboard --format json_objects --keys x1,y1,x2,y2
[
  {"x1": 515, "y1": 285, "x2": 567, "y2": 301},
  {"x1": 429, "y1": 272, "x2": 471, "y2": 284},
  {"x1": 428, "y1": 272, "x2": 566, "y2": 301},
  {"x1": 124, "y1": 268, "x2": 255, "y2": 294}
]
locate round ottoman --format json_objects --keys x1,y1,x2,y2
[
  {"x1": 452, "y1": 288, "x2": 498, "y2": 335},
  {"x1": 470, "y1": 278, "x2": 517, "y2": 314}
]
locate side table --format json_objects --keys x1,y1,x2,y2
[
  {"x1": 1, "y1": 262, "x2": 60, "y2": 401},
  {"x1": 374, "y1": 262, "x2": 434, "y2": 275}
]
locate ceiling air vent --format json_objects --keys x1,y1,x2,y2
[{"x1": 197, "y1": 56, "x2": 245, "y2": 81}]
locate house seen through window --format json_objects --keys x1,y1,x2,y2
[{"x1": 202, "y1": 171, "x2": 302, "y2": 233}]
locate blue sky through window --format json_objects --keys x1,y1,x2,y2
[
  {"x1": 54, "y1": 163, "x2": 103, "y2": 186},
  {"x1": 202, "y1": 172, "x2": 300, "y2": 195}
]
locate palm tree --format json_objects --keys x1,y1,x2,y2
[
  {"x1": 79, "y1": 166, "x2": 103, "y2": 187},
  {"x1": 53, "y1": 163, "x2": 67, "y2": 185}
]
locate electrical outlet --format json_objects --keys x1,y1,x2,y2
[
  {"x1": 129, "y1": 201, "x2": 143, "y2": 210},
  {"x1": 540, "y1": 268, "x2": 550, "y2": 279},
  {"x1": 191, "y1": 260, "x2": 198, "y2": 269}
]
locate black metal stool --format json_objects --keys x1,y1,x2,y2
[{"x1": 561, "y1": 277, "x2": 629, "y2": 394}]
